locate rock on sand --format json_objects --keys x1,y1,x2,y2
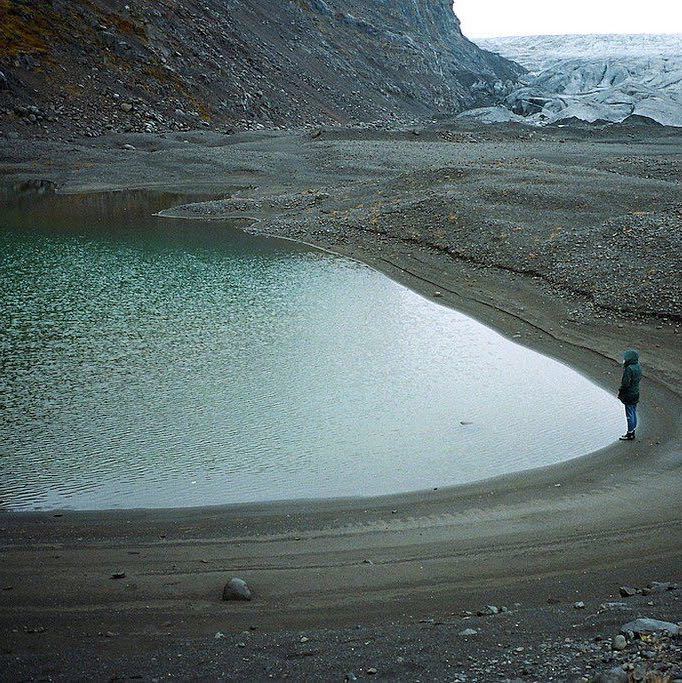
[
  {"x1": 222, "y1": 577, "x2": 252, "y2": 601},
  {"x1": 620, "y1": 618, "x2": 679, "y2": 635}
]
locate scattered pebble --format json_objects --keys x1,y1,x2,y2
[
  {"x1": 459, "y1": 628, "x2": 478, "y2": 637},
  {"x1": 612, "y1": 634, "x2": 627, "y2": 651}
]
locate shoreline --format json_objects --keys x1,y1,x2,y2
[
  {"x1": 0, "y1": 228, "x2": 676, "y2": 519},
  {"x1": 1, "y1": 185, "x2": 677, "y2": 520},
  {"x1": 2, "y1": 185, "x2": 679, "y2": 612},
  {"x1": 1, "y1": 124, "x2": 680, "y2": 679}
]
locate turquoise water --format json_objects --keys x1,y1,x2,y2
[{"x1": 0, "y1": 192, "x2": 623, "y2": 510}]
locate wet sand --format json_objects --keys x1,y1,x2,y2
[{"x1": 0, "y1": 122, "x2": 680, "y2": 679}]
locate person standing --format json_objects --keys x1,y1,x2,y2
[{"x1": 618, "y1": 349, "x2": 641, "y2": 441}]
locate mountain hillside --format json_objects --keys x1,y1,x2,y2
[{"x1": 0, "y1": 0, "x2": 522, "y2": 138}]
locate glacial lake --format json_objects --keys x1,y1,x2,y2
[{"x1": 0, "y1": 191, "x2": 623, "y2": 511}]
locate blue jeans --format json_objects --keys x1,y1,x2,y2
[{"x1": 624, "y1": 404, "x2": 638, "y2": 433}]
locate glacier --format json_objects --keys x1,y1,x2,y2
[{"x1": 460, "y1": 34, "x2": 682, "y2": 127}]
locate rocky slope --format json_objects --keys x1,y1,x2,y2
[
  {"x1": 0, "y1": 0, "x2": 521, "y2": 139},
  {"x1": 462, "y1": 34, "x2": 682, "y2": 127}
]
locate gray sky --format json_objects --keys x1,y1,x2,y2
[{"x1": 453, "y1": 0, "x2": 682, "y2": 38}]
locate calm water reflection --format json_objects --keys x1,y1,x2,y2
[{"x1": 0, "y1": 192, "x2": 622, "y2": 510}]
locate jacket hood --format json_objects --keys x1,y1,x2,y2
[{"x1": 624, "y1": 349, "x2": 639, "y2": 365}]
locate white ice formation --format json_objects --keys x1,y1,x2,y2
[{"x1": 461, "y1": 34, "x2": 682, "y2": 127}]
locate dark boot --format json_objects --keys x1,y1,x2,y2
[{"x1": 619, "y1": 431, "x2": 635, "y2": 441}]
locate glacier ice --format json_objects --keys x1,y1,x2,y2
[{"x1": 461, "y1": 34, "x2": 682, "y2": 127}]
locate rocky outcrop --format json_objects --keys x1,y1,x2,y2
[
  {"x1": 463, "y1": 34, "x2": 682, "y2": 127},
  {"x1": 0, "y1": 0, "x2": 521, "y2": 138}
]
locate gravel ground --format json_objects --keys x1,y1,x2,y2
[{"x1": 2, "y1": 583, "x2": 680, "y2": 681}]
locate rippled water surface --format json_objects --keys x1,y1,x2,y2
[{"x1": 0, "y1": 192, "x2": 622, "y2": 510}]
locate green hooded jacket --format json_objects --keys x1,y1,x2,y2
[{"x1": 618, "y1": 349, "x2": 641, "y2": 405}]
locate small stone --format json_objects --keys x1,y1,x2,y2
[
  {"x1": 574, "y1": 601, "x2": 586, "y2": 609},
  {"x1": 300, "y1": 636, "x2": 309, "y2": 643},
  {"x1": 619, "y1": 586, "x2": 638, "y2": 597},
  {"x1": 237, "y1": 642, "x2": 246, "y2": 648},
  {"x1": 600, "y1": 602, "x2": 627, "y2": 610},
  {"x1": 478, "y1": 605, "x2": 499, "y2": 615},
  {"x1": 345, "y1": 674, "x2": 358, "y2": 682},
  {"x1": 111, "y1": 571, "x2": 126, "y2": 579},
  {"x1": 222, "y1": 577, "x2": 252, "y2": 601},
  {"x1": 120, "y1": 102, "x2": 133, "y2": 112},
  {"x1": 366, "y1": 668, "x2": 377, "y2": 675},
  {"x1": 632, "y1": 663, "x2": 646, "y2": 681},
  {"x1": 215, "y1": 631, "x2": 225, "y2": 639},
  {"x1": 122, "y1": 143, "x2": 136, "y2": 150},
  {"x1": 592, "y1": 666, "x2": 628, "y2": 683},
  {"x1": 433, "y1": 291, "x2": 442, "y2": 297},
  {"x1": 459, "y1": 628, "x2": 478, "y2": 636},
  {"x1": 612, "y1": 634, "x2": 627, "y2": 650}
]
